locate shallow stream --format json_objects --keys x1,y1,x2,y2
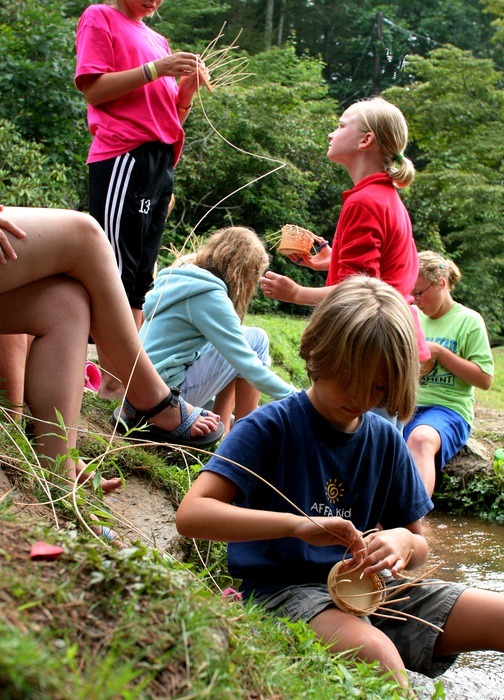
[{"x1": 417, "y1": 512, "x2": 504, "y2": 699}]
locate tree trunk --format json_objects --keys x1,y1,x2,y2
[
  {"x1": 277, "y1": 0, "x2": 286, "y2": 46},
  {"x1": 265, "y1": 0, "x2": 274, "y2": 50}
]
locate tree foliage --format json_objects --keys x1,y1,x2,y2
[
  {"x1": 0, "y1": 0, "x2": 502, "y2": 330},
  {"x1": 0, "y1": 0, "x2": 90, "y2": 205},
  {"x1": 0, "y1": 119, "x2": 79, "y2": 207},
  {"x1": 162, "y1": 42, "x2": 345, "y2": 314},
  {"x1": 385, "y1": 46, "x2": 504, "y2": 336},
  {"x1": 198, "y1": 0, "x2": 500, "y2": 102}
]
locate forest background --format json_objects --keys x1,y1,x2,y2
[{"x1": 0, "y1": 0, "x2": 503, "y2": 336}]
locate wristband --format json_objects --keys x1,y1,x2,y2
[
  {"x1": 141, "y1": 64, "x2": 152, "y2": 83},
  {"x1": 147, "y1": 61, "x2": 158, "y2": 80},
  {"x1": 178, "y1": 103, "x2": 193, "y2": 113}
]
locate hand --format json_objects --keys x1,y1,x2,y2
[
  {"x1": 260, "y1": 270, "x2": 301, "y2": 303},
  {"x1": 294, "y1": 516, "x2": 366, "y2": 559},
  {"x1": 156, "y1": 51, "x2": 201, "y2": 80},
  {"x1": 425, "y1": 341, "x2": 443, "y2": 360},
  {"x1": 0, "y1": 205, "x2": 27, "y2": 263},
  {"x1": 357, "y1": 528, "x2": 416, "y2": 577},
  {"x1": 286, "y1": 237, "x2": 332, "y2": 271},
  {"x1": 179, "y1": 59, "x2": 210, "y2": 93}
]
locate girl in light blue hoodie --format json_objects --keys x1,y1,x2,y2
[{"x1": 140, "y1": 227, "x2": 297, "y2": 433}]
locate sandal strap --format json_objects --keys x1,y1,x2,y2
[
  {"x1": 123, "y1": 387, "x2": 180, "y2": 422},
  {"x1": 165, "y1": 395, "x2": 204, "y2": 440}
]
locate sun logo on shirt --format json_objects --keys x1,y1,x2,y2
[{"x1": 326, "y1": 478, "x2": 344, "y2": 503}]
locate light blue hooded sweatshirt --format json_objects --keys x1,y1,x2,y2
[{"x1": 140, "y1": 264, "x2": 296, "y2": 400}]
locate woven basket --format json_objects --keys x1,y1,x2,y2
[
  {"x1": 327, "y1": 560, "x2": 386, "y2": 616},
  {"x1": 419, "y1": 357, "x2": 435, "y2": 377},
  {"x1": 198, "y1": 66, "x2": 213, "y2": 92},
  {"x1": 278, "y1": 224, "x2": 315, "y2": 257}
]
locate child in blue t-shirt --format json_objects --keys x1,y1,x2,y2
[{"x1": 177, "y1": 276, "x2": 504, "y2": 693}]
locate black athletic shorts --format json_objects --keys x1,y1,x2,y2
[{"x1": 89, "y1": 141, "x2": 174, "y2": 309}]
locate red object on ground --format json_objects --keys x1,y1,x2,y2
[
  {"x1": 84, "y1": 361, "x2": 102, "y2": 392},
  {"x1": 221, "y1": 587, "x2": 243, "y2": 601},
  {"x1": 30, "y1": 541, "x2": 64, "y2": 561}
]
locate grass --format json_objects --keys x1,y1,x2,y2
[
  {"x1": 475, "y1": 345, "x2": 504, "y2": 410},
  {"x1": 0, "y1": 495, "x2": 414, "y2": 699},
  {"x1": 245, "y1": 312, "x2": 310, "y2": 390},
  {"x1": 0, "y1": 315, "x2": 501, "y2": 699},
  {"x1": 1, "y1": 376, "x2": 413, "y2": 698}
]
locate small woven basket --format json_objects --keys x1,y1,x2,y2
[
  {"x1": 327, "y1": 560, "x2": 386, "y2": 616},
  {"x1": 278, "y1": 224, "x2": 315, "y2": 257},
  {"x1": 198, "y1": 66, "x2": 213, "y2": 92},
  {"x1": 419, "y1": 357, "x2": 435, "y2": 377}
]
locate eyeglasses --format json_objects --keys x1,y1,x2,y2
[{"x1": 412, "y1": 283, "x2": 433, "y2": 299}]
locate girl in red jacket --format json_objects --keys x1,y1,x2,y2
[{"x1": 260, "y1": 96, "x2": 429, "y2": 367}]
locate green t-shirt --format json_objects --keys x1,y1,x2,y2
[{"x1": 417, "y1": 302, "x2": 494, "y2": 426}]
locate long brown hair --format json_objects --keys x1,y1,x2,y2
[{"x1": 177, "y1": 227, "x2": 270, "y2": 320}]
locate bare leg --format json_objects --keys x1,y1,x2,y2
[
  {"x1": 213, "y1": 378, "x2": 261, "y2": 433},
  {"x1": 310, "y1": 607, "x2": 413, "y2": 693},
  {"x1": 0, "y1": 333, "x2": 28, "y2": 418},
  {"x1": 0, "y1": 277, "x2": 121, "y2": 493},
  {"x1": 97, "y1": 344, "x2": 125, "y2": 402},
  {"x1": 97, "y1": 306, "x2": 144, "y2": 400},
  {"x1": 213, "y1": 380, "x2": 236, "y2": 434},
  {"x1": 0, "y1": 207, "x2": 220, "y2": 437},
  {"x1": 406, "y1": 425, "x2": 440, "y2": 496},
  {"x1": 234, "y1": 377, "x2": 260, "y2": 423},
  {"x1": 434, "y1": 588, "x2": 504, "y2": 655}
]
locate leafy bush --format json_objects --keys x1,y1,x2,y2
[{"x1": 0, "y1": 119, "x2": 79, "y2": 207}]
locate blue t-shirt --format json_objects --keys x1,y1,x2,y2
[{"x1": 203, "y1": 391, "x2": 433, "y2": 598}]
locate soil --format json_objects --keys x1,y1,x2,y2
[{"x1": 103, "y1": 473, "x2": 182, "y2": 553}]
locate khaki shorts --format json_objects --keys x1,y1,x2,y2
[{"x1": 258, "y1": 575, "x2": 466, "y2": 678}]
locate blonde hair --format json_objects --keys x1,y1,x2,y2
[
  {"x1": 177, "y1": 227, "x2": 269, "y2": 320},
  {"x1": 300, "y1": 276, "x2": 418, "y2": 422},
  {"x1": 418, "y1": 251, "x2": 461, "y2": 292},
  {"x1": 351, "y1": 97, "x2": 415, "y2": 188}
]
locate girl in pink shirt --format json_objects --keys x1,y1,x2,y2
[{"x1": 75, "y1": 0, "x2": 206, "y2": 398}]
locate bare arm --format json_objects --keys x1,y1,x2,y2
[
  {"x1": 79, "y1": 51, "x2": 202, "y2": 107},
  {"x1": 176, "y1": 471, "x2": 366, "y2": 556},
  {"x1": 428, "y1": 341, "x2": 493, "y2": 390},
  {"x1": 259, "y1": 271, "x2": 331, "y2": 306},
  {"x1": 357, "y1": 520, "x2": 429, "y2": 577}
]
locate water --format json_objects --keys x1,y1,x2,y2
[{"x1": 415, "y1": 512, "x2": 504, "y2": 699}]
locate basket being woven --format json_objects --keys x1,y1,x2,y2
[
  {"x1": 278, "y1": 224, "x2": 315, "y2": 257},
  {"x1": 198, "y1": 65, "x2": 213, "y2": 91},
  {"x1": 327, "y1": 560, "x2": 386, "y2": 616}
]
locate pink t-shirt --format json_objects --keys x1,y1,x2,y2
[{"x1": 75, "y1": 4, "x2": 184, "y2": 164}]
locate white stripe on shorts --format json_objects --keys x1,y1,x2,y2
[{"x1": 104, "y1": 153, "x2": 136, "y2": 275}]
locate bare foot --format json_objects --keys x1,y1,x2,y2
[
  {"x1": 100, "y1": 476, "x2": 123, "y2": 493},
  {"x1": 98, "y1": 379, "x2": 125, "y2": 402},
  {"x1": 76, "y1": 461, "x2": 122, "y2": 494},
  {"x1": 97, "y1": 369, "x2": 125, "y2": 402},
  {"x1": 91, "y1": 525, "x2": 124, "y2": 547},
  {"x1": 90, "y1": 515, "x2": 124, "y2": 547}
]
